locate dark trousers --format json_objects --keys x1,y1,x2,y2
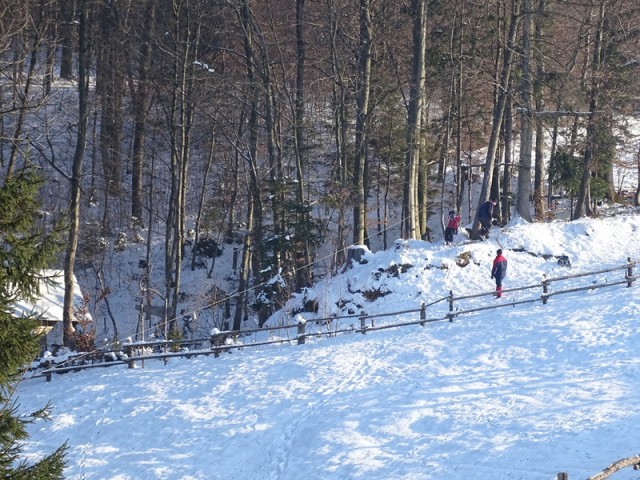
[
  {"x1": 479, "y1": 217, "x2": 492, "y2": 231},
  {"x1": 444, "y1": 227, "x2": 456, "y2": 243}
]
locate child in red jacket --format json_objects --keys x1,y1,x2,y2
[
  {"x1": 491, "y1": 249, "x2": 508, "y2": 297},
  {"x1": 444, "y1": 211, "x2": 461, "y2": 245}
]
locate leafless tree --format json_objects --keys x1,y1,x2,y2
[
  {"x1": 63, "y1": 0, "x2": 90, "y2": 348},
  {"x1": 402, "y1": 0, "x2": 427, "y2": 240},
  {"x1": 471, "y1": 0, "x2": 520, "y2": 239}
]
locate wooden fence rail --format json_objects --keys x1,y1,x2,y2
[
  {"x1": 556, "y1": 453, "x2": 640, "y2": 479},
  {"x1": 35, "y1": 258, "x2": 635, "y2": 381}
]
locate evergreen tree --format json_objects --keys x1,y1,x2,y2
[
  {"x1": 0, "y1": 166, "x2": 68, "y2": 479},
  {"x1": 549, "y1": 148, "x2": 582, "y2": 198}
]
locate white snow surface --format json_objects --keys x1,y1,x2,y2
[{"x1": 16, "y1": 212, "x2": 640, "y2": 480}]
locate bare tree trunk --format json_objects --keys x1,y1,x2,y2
[
  {"x1": 502, "y1": 95, "x2": 513, "y2": 222},
  {"x1": 471, "y1": 0, "x2": 520, "y2": 238},
  {"x1": 264, "y1": 81, "x2": 282, "y2": 273},
  {"x1": 6, "y1": 40, "x2": 38, "y2": 178},
  {"x1": 635, "y1": 144, "x2": 640, "y2": 207},
  {"x1": 517, "y1": 0, "x2": 534, "y2": 221},
  {"x1": 163, "y1": 0, "x2": 200, "y2": 330},
  {"x1": 574, "y1": 1, "x2": 604, "y2": 220},
  {"x1": 43, "y1": 2, "x2": 58, "y2": 95},
  {"x1": 546, "y1": 113, "x2": 558, "y2": 209},
  {"x1": 533, "y1": 0, "x2": 546, "y2": 220},
  {"x1": 491, "y1": 153, "x2": 502, "y2": 224},
  {"x1": 131, "y1": 0, "x2": 155, "y2": 225},
  {"x1": 95, "y1": 266, "x2": 118, "y2": 339},
  {"x1": 59, "y1": 0, "x2": 76, "y2": 80},
  {"x1": 233, "y1": 0, "x2": 263, "y2": 324},
  {"x1": 402, "y1": 0, "x2": 427, "y2": 240},
  {"x1": 438, "y1": 80, "x2": 454, "y2": 231},
  {"x1": 294, "y1": 0, "x2": 312, "y2": 290},
  {"x1": 327, "y1": 0, "x2": 349, "y2": 269},
  {"x1": 533, "y1": 116, "x2": 545, "y2": 219},
  {"x1": 378, "y1": 151, "x2": 391, "y2": 250},
  {"x1": 192, "y1": 125, "x2": 216, "y2": 272},
  {"x1": 353, "y1": 0, "x2": 372, "y2": 246},
  {"x1": 224, "y1": 111, "x2": 245, "y2": 245},
  {"x1": 245, "y1": 0, "x2": 264, "y2": 286},
  {"x1": 63, "y1": 1, "x2": 90, "y2": 348},
  {"x1": 438, "y1": 75, "x2": 453, "y2": 199},
  {"x1": 440, "y1": 2, "x2": 463, "y2": 215},
  {"x1": 455, "y1": 9, "x2": 465, "y2": 212},
  {"x1": 97, "y1": 1, "x2": 124, "y2": 200},
  {"x1": 233, "y1": 199, "x2": 253, "y2": 331},
  {"x1": 418, "y1": 106, "x2": 429, "y2": 240}
]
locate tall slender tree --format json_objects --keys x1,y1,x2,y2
[
  {"x1": 293, "y1": 0, "x2": 313, "y2": 289},
  {"x1": 58, "y1": 0, "x2": 76, "y2": 80},
  {"x1": 325, "y1": 0, "x2": 355, "y2": 269},
  {"x1": 517, "y1": 0, "x2": 534, "y2": 221},
  {"x1": 574, "y1": 1, "x2": 605, "y2": 219},
  {"x1": 402, "y1": 0, "x2": 427, "y2": 240},
  {"x1": 232, "y1": 0, "x2": 265, "y2": 329},
  {"x1": 635, "y1": 144, "x2": 640, "y2": 207},
  {"x1": 471, "y1": 0, "x2": 520, "y2": 238},
  {"x1": 63, "y1": 0, "x2": 90, "y2": 348},
  {"x1": 96, "y1": 0, "x2": 126, "y2": 204},
  {"x1": 129, "y1": 0, "x2": 156, "y2": 225},
  {"x1": 532, "y1": 0, "x2": 547, "y2": 220},
  {"x1": 352, "y1": 0, "x2": 372, "y2": 246}
]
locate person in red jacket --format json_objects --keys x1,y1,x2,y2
[
  {"x1": 444, "y1": 210, "x2": 461, "y2": 245},
  {"x1": 491, "y1": 249, "x2": 508, "y2": 298}
]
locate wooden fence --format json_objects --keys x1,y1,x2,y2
[
  {"x1": 556, "y1": 453, "x2": 640, "y2": 479},
  {"x1": 35, "y1": 258, "x2": 636, "y2": 382}
]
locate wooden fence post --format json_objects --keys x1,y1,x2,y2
[
  {"x1": 296, "y1": 315, "x2": 306, "y2": 345},
  {"x1": 126, "y1": 345, "x2": 136, "y2": 369},
  {"x1": 420, "y1": 302, "x2": 426, "y2": 326},
  {"x1": 211, "y1": 331, "x2": 224, "y2": 358},
  {"x1": 360, "y1": 313, "x2": 367, "y2": 333},
  {"x1": 627, "y1": 257, "x2": 634, "y2": 288},
  {"x1": 448, "y1": 290, "x2": 454, "y2": 322},
  {"x1": 542, "y1": 275, "x2": 549, "y2": 305}
]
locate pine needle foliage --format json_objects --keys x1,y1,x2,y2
[{"x1": 0, "y1": 166, "x2": 68, "y2": 479}]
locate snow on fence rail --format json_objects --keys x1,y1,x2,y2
[{"x1": 35, "y1": 258, "x2": 636, "y2": 382}]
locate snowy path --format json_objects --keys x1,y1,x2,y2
[{"x1": 18, "y1": 281, "x2": 640, "y2": 479}]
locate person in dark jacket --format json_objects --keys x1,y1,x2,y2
[
  {"x1": 476, "y1": 198, "x2": 497, "y2": 236},
  {"x1": 491, "y1": 248, "x2": 508, "y2": 298}
]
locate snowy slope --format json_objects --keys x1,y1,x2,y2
[{"x1": 15, "y1": 213, "x2": 640, "y2": 480}]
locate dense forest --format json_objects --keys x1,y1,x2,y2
[{"x1": 1, "y1": 0, "x2": 639, "y2": 348}]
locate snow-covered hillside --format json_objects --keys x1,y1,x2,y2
[
  {"x1": 266, "y1": 211, "x2": 640, "y2": 327},
  {"x1": 58, "y1": 112, "x2": 640, "y2": 348},
  {"x1": 16, "y1": 213, "x2": 640, "y2": 479}
]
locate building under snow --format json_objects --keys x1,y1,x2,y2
[{"x1": 12, "y1": 270, "x2": 88, "y2": 352}]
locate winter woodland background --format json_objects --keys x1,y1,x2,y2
[
  {"x1": 1, "y1": 0, "x2": 639, "y2": 352},
  {"x1": 3, "y1": 1, "x2": 640, "y2": 478}
]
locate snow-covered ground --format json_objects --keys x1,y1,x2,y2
[{"x1": 15, "y1": 212, "x2": 640, "y2": 479}]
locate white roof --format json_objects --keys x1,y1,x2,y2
[{"x1": 13, "y1": 270, "x2": 86, "y2": 323}]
